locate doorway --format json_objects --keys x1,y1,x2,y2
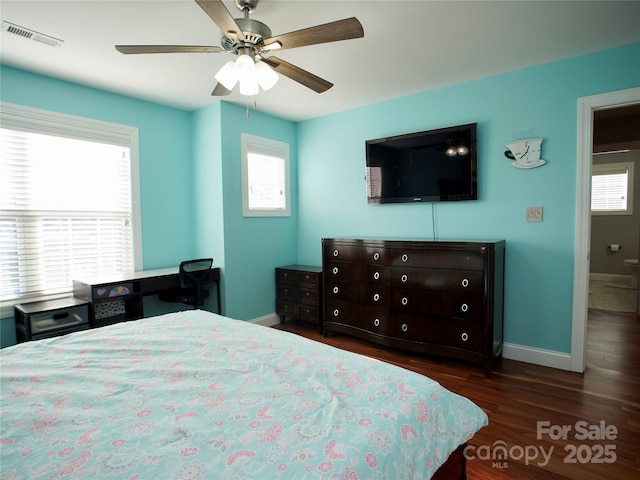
[
  {"x1": 571, "y1": 87, "x2": 640, "y2": 373},
  {"x1": 589, "y1": 106, "x2": 640, "y2": 312}
]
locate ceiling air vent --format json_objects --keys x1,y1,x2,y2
[{"x1": 1, "y1": 21, "x2": 63, "y2": 47}]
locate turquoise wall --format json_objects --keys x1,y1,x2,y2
[
  {"x1": 296, "y1": 42, "x2": 640, "y2": 354},
  {"x1": 216, "y1": 102, "x2": 298, "y2": 320},
  {"x1": 190, "y1": 101, "x2": 298, "y2": 320}
]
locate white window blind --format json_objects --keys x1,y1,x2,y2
[
  {"x1": 0, "y1": 103, "x2": 141, "y2": 305},
  {"x1": 591, "y1": 161, "x2": 634, "y2": 215},
  {"x1": 241, "y1": 133, "x2": 290, "y2": 217}
]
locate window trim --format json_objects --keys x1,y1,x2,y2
[
  {"x1": 240, "y1": 133, "x2": 290, "y2": 217},
  {"x1": 0, "y1": 102, "x2": 142, "y2": 316},
  {"x1": 591, "y1": 160, "x2": 634, "y2": 216}
]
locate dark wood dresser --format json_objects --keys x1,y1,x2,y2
[
  {"x1": 322, "y1": 238, "x2": 505, "y2": 376},
  {"x1": 276, "y1": 265, "x2": 323, "y2": 332}
]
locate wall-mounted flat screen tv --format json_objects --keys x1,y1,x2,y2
[{"x1": 366, "y1": 123, "x2": 477, "y2": 204}]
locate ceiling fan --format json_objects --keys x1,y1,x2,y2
[{"x1": 115, "y1": 0, "x2": 364, "y2": 96}]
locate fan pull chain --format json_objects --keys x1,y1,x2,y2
[{"x1": 245, "y1": 101, "x2": 258, "y2": 118}]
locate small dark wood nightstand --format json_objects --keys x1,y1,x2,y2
[{"x1": 276, "y1": 265, "x2": 322, "y2": 332}]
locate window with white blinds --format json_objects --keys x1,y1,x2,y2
[
  {"x1": 241, "y1": 133, "x2": 290, "y2": 217},
  {"x1": 0, "y1": 103, "x2": 141, "y2": 306},
  {"x1": 591, "y1": 161, "x2": 634, "y2": 215}
]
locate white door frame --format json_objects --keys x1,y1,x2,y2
[{"x1": 571, "y1": 86, "x2": 640, "y2": 372}]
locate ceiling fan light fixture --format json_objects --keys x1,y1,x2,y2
[
  {"x1": 254, "y1": 60, "x2": 278, "y2": 91},
  {"x1": 215, "y1": 60, "x2": 239, "y2": 90},
  {"x1": 239, "y1": 74, "x2": 259, "y2": 95},
  {"x1": 235, "y1": 53, "x2": 255, "y2": 74}
]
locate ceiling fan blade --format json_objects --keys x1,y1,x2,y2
[
  {"x1": 195, "y1": 0, "x2": 245, "y2": 42},
  {"x1": 262, "y1": 57, "x2": 333, "y2": 93},
  {"x1": 212, "y1": 83, "x2": 231, "y2": 96},
  {"x1": 116, "y1": 45, "x2": 222, "y2": 54},
  {"x1": 263, "y1": 17, "x2": 363, "y2": 51}
]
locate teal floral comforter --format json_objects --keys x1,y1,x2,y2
[{"x1": 0, "y1": 310, "x2": 487, "y2": 479}]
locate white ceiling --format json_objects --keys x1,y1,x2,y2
[{"x1": 1, "y1": 1, "x2": 639, "y2": 122}]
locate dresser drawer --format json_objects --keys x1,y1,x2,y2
[
  {"x1": 325, "y1": 261, "x2": 390, "y2": 286},
  {"x1": 391, "y1": 289, "x2": 444, "y2": 315},
  {"x1": 438, "y1": 319, "x2": 483, "y2": 353},
  {"x1": 297, "y1": 287, "x2": 319, "y2": 306},
  {"x1": 325, "y1": 299, "x2": 389, "y2": 335},
  {"x1": 324, "y1": 242, "x2": 388, "y2": 264},
  {"x1": 390, "y1": 248, "x2": 486, "y2": 271},
  {"x1": 276, "y1": 269, "x2": 297, "y2": 286},
  {"x1": 298, "y1": 304, "x2": 320, "y2": 322},
  {"x1": 297, "y1": 271, "x2": 320, "y2": 286},
  {"x1": 277, "y1": 284, "x2": 297, "y2": 302},
  {"x1": 392, "y1": 290, "x2": 483, "y2": 321},
  {"x1": 325, "y1": 281, "x2": 390, "y2": 307},
  {"x1": 389, "y1": 313, "x2": 439, "y2": 344},
  {"x1": 391, "y1": 267, "x2": 484, "y2": 296},
  {"x1": 276, "y1": 301, "x2": 298, "y2": 317}
]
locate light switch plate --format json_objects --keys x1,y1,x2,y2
[{"x1": 526, "y1": 206, "x2": 543, "y2": 222}]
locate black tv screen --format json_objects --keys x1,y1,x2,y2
[{"x1": 366, "y1": 123, "x2": 477, "y2": 204}]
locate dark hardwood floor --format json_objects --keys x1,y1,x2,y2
[{"x1": 273, "y1": 308, "x2": 640, "y2": 479}]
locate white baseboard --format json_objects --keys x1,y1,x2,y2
[
  {"x1": 502, "y1": 342, "x2": 571, "y2": 371},
  {"x1": 250, "y1": 313, "x2": 280, "y2": 327},
  {"x1": 590, "y1": 273, "x2": 631, "y2": 283}
]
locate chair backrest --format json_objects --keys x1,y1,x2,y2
[{"x1": 179, "y1": 258, "x2": 213, "y2": 306}]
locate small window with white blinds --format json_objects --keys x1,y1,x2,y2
[
  {"x1": 0, "y1": 103, "x2": 142, "y2": 306},
  {"x1": 241, "y1": 133, "x2": 290, "y2": 217},
  {"x1": 591, "y1": 161, "x2": 634, "y2": 215}
]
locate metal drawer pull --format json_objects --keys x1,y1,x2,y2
[
  {"x1": 373, "y1": 293, "x2": 380, "y2": 302},
  {"x1": 333, "y1": 249, "x2": 339, "y2": 257},
  {"x1": 373, "y1": 252, "x2": 380, "y2": 260},
  {"x1": 401, "y1": 274, "x2": 408, "y2": 283},
  {"x1": 332, "y1": 267, "x2": 339, "y2": 275},
  {"x1": 374, "y1": 318, "x2": 380, "y2": 327},
  {"x1": 401, "y1": 297, "x2": 408, "y2": 306},
  {"x1": 401, "y1": 324, "x2": 408, "y2": 332},
  {"x1": 401, "y1": 253, "x2": 408, "y2": 262},
  {"x1": 461, "y1": 303, "x2": 469, "y2": 312},
  {"x1": 373, "y1": 271, "x2": 380, "y2": 280},
  {"x1": 333, "y1": 286, "x2": 339, "y2": 294},
  {"x1": 333, "y1": 309, "x2": 339, "y2": 317},
  {"x1": 461, "y1": 278, "x2": 469, "y2": 288},
  {"x1": 461, "y1": 332, "x2": 469, "y2": 342}
]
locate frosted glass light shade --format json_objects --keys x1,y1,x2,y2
[
  {"x1": 255, "y1": 61, "x2": 279, "y2": 91},
  {"x1": 215, "y1": 61, "x2": 238, "y2": 90},
  {"x1": 239, "y1": 76, "x2": 259, "y2": 96}
]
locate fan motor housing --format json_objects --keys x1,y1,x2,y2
[{"x1": 221, "y1": 18, "x2": 271, "y2": 51}]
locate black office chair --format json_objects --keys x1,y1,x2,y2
[{"x1": 159, "y1": 258, "x2": 213, "y2": 308}]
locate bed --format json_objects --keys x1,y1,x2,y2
[{"x1": 1, "y1": 310, "x2": 487, "y2": 479}]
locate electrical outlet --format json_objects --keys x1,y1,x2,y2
[{"x1": 526, "y1": 206, "x2": 543, "y2": 222}]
